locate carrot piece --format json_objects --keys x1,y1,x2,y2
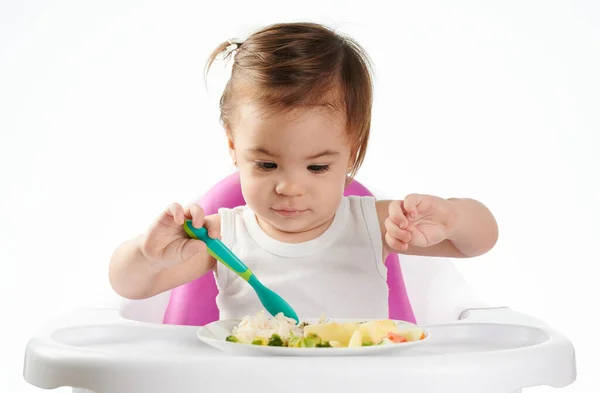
[{"x1": 387, "y1": 332, "x2": 408, "y2": 343}]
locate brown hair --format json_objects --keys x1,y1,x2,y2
[{"x1": 204, "y1": 22, "x2": 374, "y2": 180}]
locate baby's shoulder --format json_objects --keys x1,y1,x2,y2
[
  {"x1": 343, "y1": 195, "x2": 389, "y2": 229},
  {"x1": 214, "y1": 205, "x2": 252, "y2": 244},
  {"x1": 343, "y1": 194, "x2": 378, "y2": 211},
  {"x1": 216, "y1": 204, "x2": 248, "y2": 217},
  {"x1": 344, "y1": 194, "x2": 376, "y2": 203},
  {"x1": 215, "y1": 204, "x2": 249, "y2": 230}
]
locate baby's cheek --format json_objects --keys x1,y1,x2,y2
[
  {"x1": 317, "y1": 181, "x2": 345, "y2": 211},
  {"x1": 241, "y1": 175, "x2": 270, "y2": 199}
]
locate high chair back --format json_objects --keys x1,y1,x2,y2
[{"x1": 161, "y1": 173, "x2": 416, "y2": 325}]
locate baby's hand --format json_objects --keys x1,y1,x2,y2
[
  {"x1": 138, "y1": 203, "x2": 220, "y2": 269},
  {"x1": 385, "y1": 194, "x2": 459, "y2": 250}
]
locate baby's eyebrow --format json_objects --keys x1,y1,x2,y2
[
  {"x1": 247, "y1": 147, "x2": 279, "y2": 157},
  {"x1": 306, "y1": 149, "x2": 339, "y2": 160},
  {"x1": 247, "y1": 148, "x2": 339, "y2": 160}
]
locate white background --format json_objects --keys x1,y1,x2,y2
[{"x1": 1, "y1": 1, "x2": 598, "y2": 392}]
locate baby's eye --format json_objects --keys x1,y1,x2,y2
[
  {"x1": 307, "y1": 164, "x2": 330, "y2": 173},
  {"x1": 255, "y1": 162, "x2": 277, "y2": 171}
]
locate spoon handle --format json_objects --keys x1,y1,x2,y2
[{"x1": 183, "y1": 220, "x2": 254, "y2": 282}]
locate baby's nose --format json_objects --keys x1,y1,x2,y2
[{"x1": 275, "y1": 178, "x2": 304, "y2": 196}]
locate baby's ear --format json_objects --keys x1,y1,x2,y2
[
  {"x1": 225, "y1": 128, "x2": 234, "y2": 148},
  {"x1": 227, "y1": 135, "x2": 237, "y2": 165},
  {"x1": 347, "y1": 155, "x2": 356, "y2": 173}
]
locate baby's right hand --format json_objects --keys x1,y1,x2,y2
[{"x1": 138, "y1": 202, "x2": 219, "y2": 269}]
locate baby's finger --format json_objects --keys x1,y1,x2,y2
[
  {"x1": 403, "y1": 194, "x2": 422, "y2": 218},
  {"x1": 203, "y1": 215, "x2": 221, "y2": 240},
  {"x1": 188, "y1": 203, "x2": 205, "y2": 229},
  {"x1": 385, "y1": 216, "x2": 412, "y2": 243},
  {"x1": 385, "y1": 232, "x2": 408, "y2": 251},
  {"x1": 180, "y1": 239, "x2": 207, "y2": 261},
  {"x1": 388, "y1": 200, "x2": 409, "y2": 229},
  {"x1": 165, "y1": 203, "x2": 185, "y2": 225}
]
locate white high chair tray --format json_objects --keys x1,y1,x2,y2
[{"x1": 23, "y1": 307, "x2": 576, "y2": 393}]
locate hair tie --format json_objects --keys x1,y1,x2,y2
[{"x1": 225, "y1": 38, "x2": 244, "y2": 56}]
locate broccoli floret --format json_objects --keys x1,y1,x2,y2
[
  {"x1": 226, "y1": 335, "x2": 239, "y2": 343},
  {"x1": 267, "y1": 334, "x2": 284, "y2": 347},
  {"x1": 301, "y1": 333, "x2": 323, "y2": 348},
  {"x1": 316, "y1": 341, "x2": 332, "y2": 347}
]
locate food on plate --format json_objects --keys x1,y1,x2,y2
[{"x1": 225, "y1": 311, "x2": 426, "y2": 348}]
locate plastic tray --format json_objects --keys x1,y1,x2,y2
[{"x1": 23, "y1": 307, "x2": 576, "y2": 393}]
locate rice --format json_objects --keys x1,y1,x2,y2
[{"x1": 231, "y1": 311, "x2": 303, "y2": 343}]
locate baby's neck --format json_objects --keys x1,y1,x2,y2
[{"x1": 255, "y1": 215, "x2": 335, "y2": 244}]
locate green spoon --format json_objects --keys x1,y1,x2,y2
[{"x1": 183, "y1": 219, "x2": 299, "y2": 323}]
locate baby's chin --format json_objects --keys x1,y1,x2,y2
[
  {"x1": 263, "y1": 212, "x2": 313, "y2": 232},
  {"x1": 264, "y1": 211, "x2": 334, "y2": 237}
]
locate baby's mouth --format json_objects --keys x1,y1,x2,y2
[{"x1": 271, "y1": 207, "x2": 308, "y2": 217}]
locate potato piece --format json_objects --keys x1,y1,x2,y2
[
  {"x1": 396, "y1": 327, "x2": 425, "y2": 341},
  {"x1": 348, "y1": 330, "x2": 363, "y2": 348},
  {"x1": 358, "y1": 320, "x2": 399, "y2": 343}
]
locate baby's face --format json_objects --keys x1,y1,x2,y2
[{"x1": 229, "y1": 104, "x2": 352, "y2": 241}]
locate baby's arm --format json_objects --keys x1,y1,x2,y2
[
  {"x1": 376, "y1": 195, "x2": 498, "y2": 259},
  {"x1": 108, "y1": 204, "x2": 219, "y2": 299},
  {"x1": 437, "y1": 198, "x2": 499, "y2": 257}
]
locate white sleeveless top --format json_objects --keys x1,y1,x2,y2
[{"x1": 214, "y1": 196, "x2": 388, "y2": 320}]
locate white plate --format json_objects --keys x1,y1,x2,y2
[{"x1": 197, "y1": 318, "x2": 429, "y2": 356}]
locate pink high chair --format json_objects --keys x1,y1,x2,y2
[
  {"x1": 23, "y1": 174, "x2": 577, "y2": 393},
  {"x1": 162, "y1": 173, "x2": 416, "y2": 326}
]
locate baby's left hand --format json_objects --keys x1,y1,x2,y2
[{"x1": 384, "y1": 194, "x2": 460, "y2": 251}]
